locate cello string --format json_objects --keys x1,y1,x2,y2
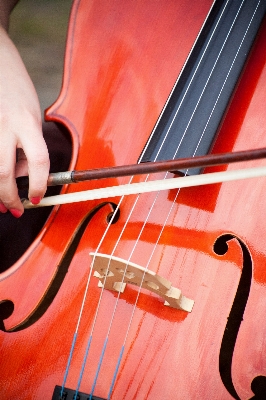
[
  {"x1": 64, "y1": 166, "x2": 158, "y2": 394},
  {"x1": 61, "y1": 194, "x2": 127, "y2": 395},
  {"x1": 89, "y1": 187, "x2": 162, "y2": 398},
  {"x1": 68, "y1": 0, "x2": 229, "y2": 356},
  {"x1": 106, "y1": 0, "x2": 262, "y2": 396},
  {"x1": 90, "y1": 0, "x2": 247, "y2": 390},
  {"x1": 67, "y1": 180, "x2": 151, "y2": 396},
  {"x1": 94, "y1": 0, "x2": 258, "y2": 393},
  {"x1": 76, "y1": 0, "x2": 246, "y2": 394},
  {"x1": 192, "y1": 0, "x2": 261, "y2": 158},
  {"x1": 84, "y1": 0, "x2": 232, "y2": 354},
  {"x1": 62, "y1": 0, "x2": 253, "y2": 395},
  {"x1": 107, "y1": 187, "x2": 183, "y2": 400},
  {"x1": 76, "y1": 176, "x2": 165, "y2": 397},
  {"x1": 140, "y1": 0, "x2": 231, "y2": 158},
  {"x1": 150, "y1": 0, "x2": 244, "y2": 162}
]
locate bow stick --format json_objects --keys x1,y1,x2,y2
[
  {"x1": 22, "y1": 148, "x2": 266, "y2": 209},
  {"x1": 17, "y1": 147, "x2": 266, "y2": 189}
]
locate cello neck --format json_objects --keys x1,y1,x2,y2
[{"x1": 140, "y1": 0, "x2": 266, "y2": 175}]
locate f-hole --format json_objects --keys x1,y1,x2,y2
[
  {"x1": 214, "y1": 234, "x2": 266, "y2": 400},
  {"x1": 0, "y1": 202, "x2": 119, "y2": 333}
]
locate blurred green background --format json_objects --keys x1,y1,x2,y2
[{"x1": 9, "y1": 0, "x2": 73, "y2": 117}]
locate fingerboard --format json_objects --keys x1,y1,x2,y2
[{"x1": 139, "y1": 0, "x2": 266, "y2": 175}]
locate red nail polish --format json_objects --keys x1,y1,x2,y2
[
  {"x1": 10, "y1": 209, "x2": 23, "y2": 218},
  {"x1": 30, "y1": 196, "x2": 41, "y2": 205},
  {"x1": 0, "y1": 204, "x2": 8, "y2": 213}
]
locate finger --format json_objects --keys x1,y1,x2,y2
[
  {"x1": 0, "y1": 144, "x2": 24, "y2": 215},
  {"x1": 20, "y1": 131, "x2": 50, "y2": 203},
  {"x1": 0, "y1": 203, "x2": 8, "y2": 213}
]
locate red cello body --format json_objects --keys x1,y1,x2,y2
[{"x1": 1, "y1": 0, "x2": 266, "y2": 398}]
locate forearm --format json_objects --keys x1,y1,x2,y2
[
  {"x1": 0, "y1": 0, "x2": 50, "y2": 216},
  {"x1": 0, "y1": 0, "x2": 19, "y2": 30}
]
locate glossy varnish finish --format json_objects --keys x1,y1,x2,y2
[{"x1": 0, "y1": 1, "x2": 266, "y2": 399}]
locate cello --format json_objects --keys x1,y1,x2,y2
[{"x1": 1, "y1": 0, "x2": 266, "y2": 398}]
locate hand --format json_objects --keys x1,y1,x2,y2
[{"x1": 0, "y1": 25, "x2": 50, "y2": 217}]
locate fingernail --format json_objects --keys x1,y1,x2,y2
[
  {"x1": 10, "y1": 208, "x2": 23, "y2": 218},
  {"x1": 30, "y1": 196, "x2": 41, "y2": 205},
  {"x1": 0, "y1": 204, "x2": 8, "y2": 213}
]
